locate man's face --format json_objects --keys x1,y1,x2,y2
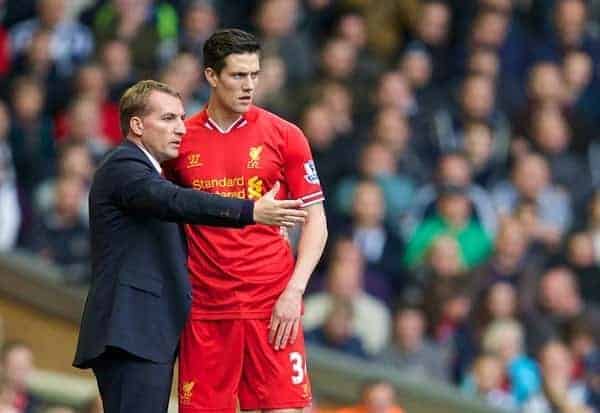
[
  {"x1": 138, "y1": 91, "x2": 186, "y2": 163},
  {"x1": 207, "y1": 53, "x2": 260, "y2": 116}
]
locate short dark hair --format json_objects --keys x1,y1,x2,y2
[
  {"x1": 119, "y1": 80, "x2": 181, "y2": 137},
  {"x1": 203, "y1": 29, "x2": 260, "y2": 74}
]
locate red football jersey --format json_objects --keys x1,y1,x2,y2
[{"x1": 164, "y1": 106, "x2": 324, "y2": 320}]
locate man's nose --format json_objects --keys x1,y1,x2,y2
[
  {"x1": 175, "y1": 119, "x2": 186, "y2": 135},
  {"x1": 242, "y1": 75, "x2": 255, "y2": 91}
]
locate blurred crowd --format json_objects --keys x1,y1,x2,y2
[{"x1": 0, "y1": 0, "x2": 600, "y2": 411}]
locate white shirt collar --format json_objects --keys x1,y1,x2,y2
[{"x1": 133, "y1": 142, "x2": 162, "y2": 174}]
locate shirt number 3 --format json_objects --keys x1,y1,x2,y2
[{"x1": 289, "y1": 352, "x2": 306, "y2": 385}]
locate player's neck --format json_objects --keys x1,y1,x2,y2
[{"x1": 206, "y1": 101, "x2": 243, "y2": 132}]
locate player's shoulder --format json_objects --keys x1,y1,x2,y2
[
  {"x1": 252, "y1": 106, "x2": 304, "y2": 138},
  {"x1": 184, "y1": 109, "x2": 208, "y2": 131}
]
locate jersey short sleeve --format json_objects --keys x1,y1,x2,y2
[{"x1": 283, "y1": 124, "x2": 324, "y2": 207}]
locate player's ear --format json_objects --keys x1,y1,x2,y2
[
  {"x1": 130, "y1": 116, "x2": 144, "y2": 136},
  {"x1": 204, "y1": 67, "x2": 218, "y2": 88}
]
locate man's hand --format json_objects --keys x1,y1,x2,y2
[
  {"x1": 253, "y1": 182, "x2": 307, "y2": 227},
  {"x1": 268, "y1": 286, "x2": 303, "y2": 350}
]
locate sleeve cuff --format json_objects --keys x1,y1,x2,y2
[{"x1": 240, "y1": 200, "x2": 255, "y2": 225}]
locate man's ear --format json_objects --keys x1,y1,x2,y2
[
  {"x1": 130, "y1": 116, "x2": 144, "y2": 136},
  {"x1": 205, "y1": 67, "x2": 218, "y2": 88}
]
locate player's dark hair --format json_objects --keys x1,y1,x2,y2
[{"x1": 203, "y1": 29, "x2": 261, "y2": 74}]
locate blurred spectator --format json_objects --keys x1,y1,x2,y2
[
  {"x1": 565, "y1": 232, "x2": 600, "y2": 304},
  {"x1": 33, "y1": 140, "x2": 93, "y2": 221},
  {"x1": 306, "y1": 298, "x2": 368, "y2": 358},
  {"x1": 98, "y1": 39, "x2": 137, "y2": 103},
  {"x1": 482, "y1": 319, "x2": 541, "y2": 405},
  {"x1": 8, "y1": 76, "x2": 56, "y2": 196},
  {"x1": 9, "y1": 0, "x2": 93, "y2": 78},
  {"x1": 461, "y1": 353, "x2": 518, "y2": 411},
  {"x1": 529, "y1": 107, "x2": 591, "y2": 210},
  {"x1": 174, "y1": 0, "x2": 218, "y2": 63},
  {"x1": 427, "y1": 74, "x2": 511, "y2": 167},
  {"x1": 303, "y1": 248, "x2": 391, "y2": 355},
  {"x1": 58, "y1": 96, "x2": 110, "y2": 162},
  {"x1": 334, "y1": 180, "x2": 405, "y2": 288},
  {"x1": 337, "y1": 0, "x2": 419, "y2": 60},
  {"x1": 462, "y1": 121, "x2": 507, "y2": 188},
  {"x1": 370, "y1": 108, "x2": 428, "y2": 184},
  {"x1": 377, "y1": 304, "x2": 449, "y2": 382},
  {"x1": 160, "y1": 53, "x2": 204, "y2": 115},
  {"x1": 371, "y1": 71, "x2": 417, "y2": 121},
  {"x1": 0, "y1": 100, "x2": 20, "y2": 250},
  {"x1": 470, "y1": 217, "x2": 543, "y2": 314},
  {"x1": 252, "y1": 55, "x2": 293, "y2": 118},
  {"x1": 455, "y1": 280, "x2": 521, "y2": 381},
  {"x1": 492, "y1": 153, "x2": 572, "y2": 249},
  {"x1": 424, "y1": 275, "x2": 472, "y2": 346},
  {"x1": 25, "y1": 175, "x2": 90, "y2": 284},
  {"x1": 67, "y1": 63, "x2": 121, "y2": 145},
  {"x1": 513, "y1": 61, "x2": 591, "y2": 156},
  {"x1": 565, "y1": 318, "x2": 597, "y2": 381},
  {"x1": 523, "y1": 340, "x2": 592, "y2": 413},
  {"x1": 533, "y1": 0, "x2": 600, "y2": 66},
  {"x1": 301, "y1": 102, "x2": 357, "y2": 194},
  {"x1": 526, "y1": 267, "x2": 600, "y2": 355},
  {"x1": 255, "y1": 0, "x2": 314, "y2": 83},
  {"x1": 335, "y1": 142, "x2": 415, "y2": 227},
  {"x1": 562, "y1": 51, "x2": 598, "y2": 125},
  {"x1": 406, "y1": 0, "x2": 452, "y2": 83},
  {"x1": 403, "y1": 183, "x2": 492, "y2": 269},
  {"x1": 92, "y1": 0, "x2": 178, "y2": 76},
  {"x1": 7, "y1": 29, "x2": 64, "y2": 114},
  {"x1": 317, "y1": 37, "x2": 363, "y2": 105},
  {"x1": 336, "y1": 379, "x2": 404, "y2": 413},
  {"x1": 398, "y1": 45, "x2": 433, "y2": 105},
  {"x1": 0, "y1": 342, "x2": 41, "y2": 413},
  {"x1": 403, "y1": 152, "x2": 497, "y2": 240},
  {"x1": 312, "y1": 236, "x2": 392, "y2": 303},
  {"x1": 415, "y1": 235, "x2": 467, "y2": 285},
  {"x1": 317, "y1": 82, "x2": 355, "y2": 139},
  {"x1": 334, "y1": 12, "x2": 381, "y2": 84}
]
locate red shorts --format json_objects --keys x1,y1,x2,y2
[{"x1": 178, "y1": 318, "x2": 312, "y2": 412}]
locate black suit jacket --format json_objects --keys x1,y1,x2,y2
[{"x1": 73, "y1": 141, "x2": 254, "y2": 368}]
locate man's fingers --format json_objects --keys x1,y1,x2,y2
[
  {"x1": 276, "y1": 321, "x2": 293, "y2": 350},
  {"x1": 275, "y1": 199, "x2": 303, "y2": 209},
  {"x1": 290, "y1": 319, "x2": 299, "y2": 344},
  {"x1": 269, "y1": 318, "x2": 280, "y2": 344},
  {"x1": 278, "y1": 208, "x2": 307, "y2": 217}
]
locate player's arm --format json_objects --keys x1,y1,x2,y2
[{"x1": 269, "y1": 202, "x2": 327, "y2": 350}]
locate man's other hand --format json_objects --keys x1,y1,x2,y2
[{"x1": 253, "y1": 182, "x2": 307, "y2": 227}]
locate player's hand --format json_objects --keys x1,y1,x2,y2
[
  {"x1": 253, "y1": 181, "x2": 307, "y2": 227},
  {"x1": 269, "y1": 287, "x2": 303, "y2": 351}
]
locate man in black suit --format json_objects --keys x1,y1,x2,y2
[{"x1": 73, "y1": 80, "x2": 306, "y2": 413}]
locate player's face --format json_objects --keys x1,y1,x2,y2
[
  {"x1": 139, "y1": 91, "x2": 186, "y2": 163},
  {"x1": 207, "y1": 52, "x2": 260, "y2": 115}
]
